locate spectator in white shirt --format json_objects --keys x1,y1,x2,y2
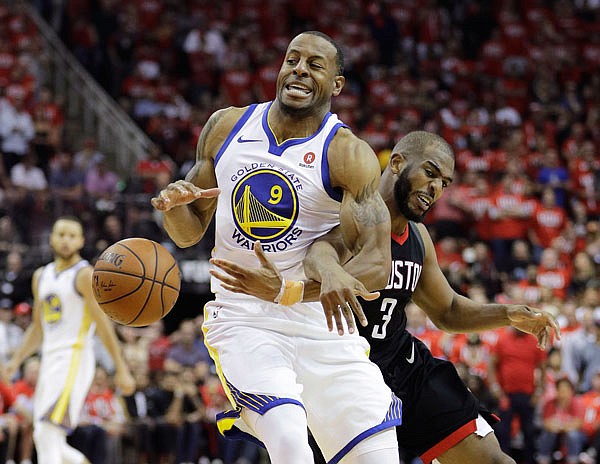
[
  {"x1": 0, "y1": 96, "x2": 35, "y2": 173},
  {"x1": 8, "y1": 151, "x2": 47, "y2": 243}
]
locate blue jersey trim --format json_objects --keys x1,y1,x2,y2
[
  {"x1": 216, "y1": 398, "x2": 305, "y2": 448},
  {"x1": 214, "y1": 104, "x2": 259, "y2": 168},
  {"x1": 226, "y1": 378, "x2": 305, "y2": 414},
  {"x1": 321, "y1": 122, "x2": 346, "y2": 202},
  {"x1": 262, "y1": 101, "x2": 334, "y2": 156},
  {"x1": 327, "y1": 394, "x2": 403, "y2": 464},
  {"x1": 222, "y1": 425, "x2": 266, "y2": 448}
]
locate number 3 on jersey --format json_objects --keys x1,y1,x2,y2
[{"x1": 371, "y1": 298, "x2": 397, "y2": 339}]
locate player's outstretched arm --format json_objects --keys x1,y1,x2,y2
[
  {"x1": 151, "y1": 108, "x2": 243, "y2": 247},
  {"x1": 78, "y1": 266, "x2": 135, "y2": 396},
  {"x1": 5, "y1": 268, "x2": 44, "y2": 380},
  {"x1": 412, "y1": 223, "x2": 560, "y2": 349}
]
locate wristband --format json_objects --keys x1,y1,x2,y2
[{"x1": 274, "y1": 278, "x2": 304, "y2": 306}]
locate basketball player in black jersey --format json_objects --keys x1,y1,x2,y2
[{"x1": 209, "y1": 131, "x2": 560, "y2": 464}]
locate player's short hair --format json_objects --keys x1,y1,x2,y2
[
  {"x1": 53, "y1": 216, "x2": 84, "y2": 234},
  {"x1": 392, "y1": 131, "x2": 454, "y2": 161},
  {"x1": 302, "y1": 30, "x2": 344, "y2": 75},
  {"x1": 54, "y1": 215, "x2": 84, "y2": 228}
]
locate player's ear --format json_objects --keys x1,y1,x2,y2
[
  {"x1": 389, "y1": 152, "x2": 407, "y2": 175},
  {"x1": 332, "y1": 76, "x2": 345, "y2": 96}
]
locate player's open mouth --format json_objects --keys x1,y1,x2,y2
[
  {"x1": 285, "y1": 83, "x2": 311, "y2": 96},
  {"x1": 416, "y1": 193, "x2": 432, "y2": 210}
]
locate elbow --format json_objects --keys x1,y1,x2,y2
[
  {"x1": 368, "y1": 253, "x2": 391, "y2": 291},
  {"x1": 172, "y1": 237, "x2": 200, "y2": 248},
  {"x1": 370, "y1": 268, "x2": 389, "y2": 291},
  {"x1": 432, "y1": 317, "x2": 453, "y2": 333}
]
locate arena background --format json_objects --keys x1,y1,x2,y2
[{"x1": 0, "y1": 1, "x2": 599, "y2": 463}]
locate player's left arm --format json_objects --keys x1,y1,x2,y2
[
  {"x1": 299, "y1": 132, "x2": 391, "y2": 331},
  {"x1": 412, "y1": 223, "x2": 560, "y2": 349},
  {"x1": 323, "y1": 131, "x2": 391, "y2": 290},
  {"x1": 77, "y1": 266, "x2": 135, "y2": 395}
]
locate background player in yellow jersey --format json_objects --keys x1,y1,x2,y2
[{"x1": 5, "y1": 216, "x2": 135, "y2": 464}]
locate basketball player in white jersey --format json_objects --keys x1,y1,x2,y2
[
  {"x1": 152, "y1": 31, "x2": 401, "y2": 464},
  {"x1": 6, "y1": 217, "x2": 135, "y2": 464}
]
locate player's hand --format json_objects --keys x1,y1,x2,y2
[
  {"x1": 151, "y1": 180, "x2": 220, "y2": 211},
  {"x1": 209, "y1": 241, "x2": 282, "y2": 302},
  {"x1": 114, "y1": 368, "x2": 136, "y2": 396},
  {"x1": 319, "y1": 267, "x2": 379, "y2": 336},
  {"x1": 507, "y1": 305, "x2": 561, "y2": 350}
]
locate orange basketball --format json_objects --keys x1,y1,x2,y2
[{"x1": 92, "y1": 238, "x2": 181, "y2": 327}]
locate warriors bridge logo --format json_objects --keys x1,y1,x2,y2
[{"x1": 231, "y1": 169, "x2": 299, "y2": 243}]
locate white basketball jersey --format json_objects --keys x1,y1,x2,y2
[
  {"x1": 37, "y1": 260, "x2": 95, "y2": 355},
  {"x1": 212, "y1": 101, "x2": 345, "y2": 295}
]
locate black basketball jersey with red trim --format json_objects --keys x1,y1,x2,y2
[{"x1": 358, "y1": 221, "x2": 425, "y2": 370}]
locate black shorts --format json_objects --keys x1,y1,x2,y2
[{"x1": 385, "y1": 334, "x2": 498, "y2": 463}]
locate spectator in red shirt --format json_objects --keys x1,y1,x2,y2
[
  {"x1": 11, "y1": 356, "x2": 38, "y2": 464},
  {"x1": 537, "y1": 376, "x2": 586, "y2": 464},
  {"x1": 569, "y1": 140, "x2": 600, "y2": 218},
  {"x1": 488, "y1": 327, "x2": 547, "y2": 463},
  {"x1": 0, "y1": 378, "x2": 17, "y2": 464},
  {"x1": 528, "y1": 187, "x2": 567, "y2": 263},
  {"x1": 488, "y1": 173, "x2": 532, "y2": 272},
  {"x1": 537, "y1": 247, "x2": 572, "y2": 301},
  {"x1": 146, "y1": 320, "x2": 172, "y2": 373},
  {"x1": 449, "y1": 333, "x2": 490, "y2": 381},
  {"x1": 71, "y1": 366, "x2": 126, "y2": 464},
  {"x1": 405, "y1": 302, "x2": 445, "y2": 359},
  {"x1": 135, "y1": 145, "x2": 175, "y2": 195},
  {"x1": 463, "y1": 172, "x2": 493, "y2": 241}
]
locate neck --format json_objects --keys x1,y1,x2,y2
[
  {"x1": 384, "y1": 199, "x2": 409, "y2": 235},
  {"x1": 268, "y1": 101, "x2": 328, "y2": 142},
  {"x1": 55, "y1": 254, "x2": 81, "y2": 271}
]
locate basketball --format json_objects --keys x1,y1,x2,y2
[{"x1": 92, "y1": 238, "x2": 181, "y2": 327}]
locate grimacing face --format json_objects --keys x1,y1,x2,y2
[
  {"x1": 275, "y1": 33, "x2": 344, "y2": 117},
  {"x1": 392, "y1": 146, "x2": 454, "y2": 223}
]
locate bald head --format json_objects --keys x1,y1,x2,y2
[{"x1": 392, "y1": 131, "x2": 454, "y2": 162}]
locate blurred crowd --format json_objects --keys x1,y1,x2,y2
[{"x1": 0, "y1": 0, "x2": 600, "y2": 463}]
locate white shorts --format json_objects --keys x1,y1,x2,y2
[
  {"x1": 203, "y1": 298, "x2": 402, "y2": 462},
  {"x1": 34, "y1": 345, "x2": 95, "y2": 430}
]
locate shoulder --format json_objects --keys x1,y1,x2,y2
[
  {"x1": 329, "y1": 127, "x2": 376, "y2": 162},
  {"x1": 32, "y1": 266, "x2": 45, "y2": 279},
  {"x1": 414, "y1": 222, "x2": 433, "y2": 252},
  {"x1": 32, "y1": 266, "x2": 45, "y2": 285},
  {"x1": 75, "y1": 264, "x2": 94, "y2": 295},
  {"x1": 75, "y1": 263, "x2": 93, "y2": 280},
  {"x1": 74, "y1": 263, "x2": 93, "y2": 290},
  {"x1": 197, "y1": 106, "x2": 253, "y2": 160},
  {"x1": 203, "y1": 107, "x2": 250, "y2": 142},
  {"x1": 328, "y1": 128, "x2": 380, "y2": 189}
]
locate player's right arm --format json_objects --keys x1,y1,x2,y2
[
  {"x1": 5, "y1": 268, "x2": 44, "y2": 379},
  {"x1": 151, "y1": 107, "x2": 245, "y2": 248}
]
